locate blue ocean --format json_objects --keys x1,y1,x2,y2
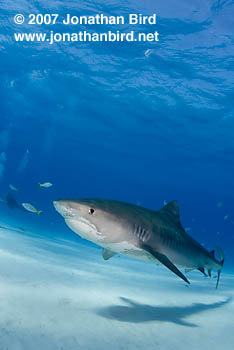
[{"x1": 0, "y1": 1, "x2": 233, "y2": 349}]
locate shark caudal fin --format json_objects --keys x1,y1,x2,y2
[{"x1": 216, "y1": 246, "x2": 224, "y2": 289}]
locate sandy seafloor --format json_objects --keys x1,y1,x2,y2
[{"x1": 0, "y1": 223, "x2": 233, "y2": 350}]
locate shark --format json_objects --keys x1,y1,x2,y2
[
  {"x1": 2, "y1": 193, "x2": 26, "y2": 212},
  {"x1": 53, "y1": 198, "x2": 224, "y2": 288}
]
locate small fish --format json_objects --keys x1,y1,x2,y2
[
  {"x1": 9, "y1": 184, "x2": 18, "y2": 191},
  {"x1": 17, "y1": 227, "x2": 27, "y2": 233},
  {"x1": 39, "y1": 182, "x2": 53, "y2": 188},
  {"x1": 144, "y1": 49, "x2": 153, "y2": 58},
  {"x1": 185, "y1": 227, "x2": 191, "y2": 232},
  {"x1": 217, "y1": 202, "x2": 223, "y2": 208},
  {"x1": 224, "y1": 215, "x2": 229, "y2": 220},
  {"x1": 163, "y1": 200, "x2": 167, "y2": 205},
  {"x1": 22, "y1": 203, "x2": 42, "y2": 215}
]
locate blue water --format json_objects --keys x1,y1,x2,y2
[{"x1": 0, "y1": 0, "x2": 234, "y2": 273}]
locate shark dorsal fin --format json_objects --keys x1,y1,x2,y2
[
  {"x1": 210, "y1": 249, "x2": 215, "y2": 258},
  {"x1": 160, "y1": 200, "x2": 181, "y2": 224}
]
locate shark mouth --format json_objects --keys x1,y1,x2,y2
[{"x1": 64, "y1": 217, "x2": 104, "y2": 242}]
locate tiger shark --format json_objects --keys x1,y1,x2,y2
[{"x1": 53, "y1": 198, "x2": 224, "y2": 288}]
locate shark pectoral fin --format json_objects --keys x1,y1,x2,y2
[
  {"x1": 142, "y1": 244, "x2": 190, "y2": 285},
  {"x1": 102, "y1": 248, "x2": 115, "y2": 261}
]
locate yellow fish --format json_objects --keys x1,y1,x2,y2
[
  {"x1": 9, "y1": 184, "x2": 18, "y2": 191},
  {"x1": 39, "y1": 182, "x2": 53, "y2": 188},
  {"x1": 22, "y1": 203, "x2": 42, "y2": 215}
]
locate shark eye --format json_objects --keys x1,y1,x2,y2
[{"x1": 89, "y1": 208, "x2": 95, "y2": 215}]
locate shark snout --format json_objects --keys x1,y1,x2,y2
[{"x1": 53, "y1": 200, "x2": 76, "y2": 218}]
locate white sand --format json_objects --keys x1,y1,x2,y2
[{"x1": 0, "y1": 224, "x2": 233, "y2": 350}]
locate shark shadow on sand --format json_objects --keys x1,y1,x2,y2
[{"x1": 96, "y1": 296, "x2": 232, "y2": 327}]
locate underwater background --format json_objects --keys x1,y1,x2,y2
[
  {"x1": 1, "y1": 0, "x2": 233, "y2": 269},
  {"x1": 0, "y1": 1, "x2": 234, "y2": 349}
]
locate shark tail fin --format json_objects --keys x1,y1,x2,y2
[{"x1": 216, "y1": 246, "x2": 224, "y2": 289}]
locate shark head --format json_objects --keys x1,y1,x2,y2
[{"x1": 53, "y1": 199, "x2": 133, "y2": 244}]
